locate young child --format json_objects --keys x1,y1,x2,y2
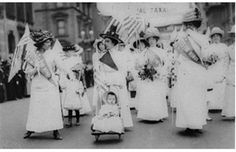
[
  {"x1": 91, "y1": 92, "x2": 124, "y2": 133},
  {"x1": 63, "y1": 69, "x2": 84, "y2": 127},
  {"x1": 61, "y1": 44, "x2": 85, "y2": 127}
]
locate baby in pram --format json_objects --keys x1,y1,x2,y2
[{"x1": 91, "y1": 91, "x2": 124, "y2": 134}]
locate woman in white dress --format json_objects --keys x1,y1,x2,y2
[
  {"x1": 99, "y1": 28, "x2": 133, "y2": 128},
  {"x1": 204, "y1": 27, "x2": 229, "y2": 111},
  {"x1": 92, "y1": 39, "x2": 107, "y2": 115},
  {"x1": 23, "y1": 30, "x2": 63, "y2": 140},
  {"x1": 222, "y1": 26, "x2": 235, "y2": 118},
  {"x1": 135, "y1": 31, "x2": 168, "y2": 121},
  {"x1": 173, "y1": 8, "x2": 209, "y2": 134}
]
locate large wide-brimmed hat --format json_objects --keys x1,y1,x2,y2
[
  {"x1": 228, "y1": 25, "x2": 235, "y2": 34},
  {"x1": 182, "y1": 8, "x2": 202, "y2": 28},
  {"x1": 100, "y1": 25, "x2": 123, "y2": 44},
  {"x1": 144, "y1": 27, "x2": 160, "y2": 40},
  {"x1": 210, "y1": 27, "x2": 224, "y2": 37},
  {"x1": 30, "y1": 30, "x2": 54, "y2": 47}
]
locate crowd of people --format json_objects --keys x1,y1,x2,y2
[
  {"x1": 2, "y1": 6, "x2": 234, "y2": 141},
  {"x1": 92, "y1": 7, "x2": 235, "y2": 136},
  {"x1": 0, "y1": 56, "x2": 30, "y2": 103}
]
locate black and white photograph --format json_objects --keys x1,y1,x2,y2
[{"x1": 0, "y1": 0, "x2": 235, "y2": 149}]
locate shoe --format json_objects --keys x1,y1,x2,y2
[
  {"x1": 23, "y1": 131, "x2": 34, "y2": 139},
  {"x1": 53, "y1": 130, "x2": 63, "y2": 140},
  {"x1": 65, "y1": 123, "x2": 72, "y2": 128},
  {"x1": 194, "y1": 129, "x2": 203, "y2": 134},
  {"x1": 75, "y1": 122, "x2": 80, "y2": 126},
  {"x1": 206, "y1": 117, "x2": 213, "y2": 121},
  {"x1": 184, "y1": 128, "x2": 195, "y2": 134}
]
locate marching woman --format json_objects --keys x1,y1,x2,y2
[
  {"x1": 173, "y1": 8, "x2": 210, "y2": 134},
  {"x1": 135, "y1": 30, "x2": 168, "y2": 121},
  {"x1": 92, "y1": 39, "x2": 107, "y2": 115},
  {"x1": 204, "y1": 27, "x2": 229, "y2": 111},
  {"x1": 23, "y1": 30, "x2": 63, "y2": 140},
  {"x1": 222, "y1": 25, "x2": 235, "y2": 118},
  {"x1": 146, "y1": 28, "x2": 169, "y2": 99},
  {"x1": 98, "y1": 26, "x2": 133, "y2": 129}
]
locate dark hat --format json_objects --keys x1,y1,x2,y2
[
  {"x1": 100, "y1": 25, "x2": 123, "y2": 44},
  {"x1": 183, "y1": 8, "x2": 202, "y2": 28},
  {"x1": 30, "y1": 30, "x2": 54, "y2": 47},
  {"x1": 133, "y1": 39, "x2": 150, "y2": 49}
]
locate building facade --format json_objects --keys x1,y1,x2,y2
[
  {"x1": 198, "y1": 2, "x2": 235, "y2": 44},
  {"x1": 34, "y1": 3, "x2": 95, "y2": 63},
  {"x1": 0, "y1": 3, "x2": 34, "y2": 60}
]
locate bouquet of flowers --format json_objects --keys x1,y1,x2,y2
[
  {"x1": 138, "y1": 60, "x2": 160, "y2": 81},
  {"x1": 203, "y1": 53, "x2": 219, "y2": 67}
]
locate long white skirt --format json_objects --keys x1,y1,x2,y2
[
  {"x1": 175, "y1": 58, "x2": 207, "y2": 129},
  {"x1": 206, "y1": 82, "x2": 226, "y2": 109},
  {"x1": 117, "y1": 87, "x2": 134, "y2": 128},
  {"x1": 222, "y1": 84, "x2": 235, "y2": 117},
  {"x1": 26, "y1": 76, "x2": 63, "y2": 133},
  {"x1": 136, "y1": 79, "x2": 168, "y2": 121}
]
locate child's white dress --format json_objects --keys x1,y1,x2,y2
[
  {"x1": 92, "y1": 104, "x2": 124, "y2": 133},
  {"x1": 63, "y1": 76, "x2": 83, "y2": 110}
]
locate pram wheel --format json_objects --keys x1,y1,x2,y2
[
  {"x1": 95, "y1": 135, "x2": 100, "y2": 141},
  {"x1": 118, "y1": 134, "x2": 121, "y2": 140}
]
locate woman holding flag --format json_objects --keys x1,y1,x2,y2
[
  {"x1": 173, "y1": 8, "x2": 210, "y2": 134},
  {"x1": 23, "y1": 30, "x2": 63, "y2": 140}
]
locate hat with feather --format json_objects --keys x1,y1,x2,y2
[
  {"x1": 30, "y1": 30, "x2": 54, "y2": 47},
  {"x1": 182, "y1": 8, "x2": 202, "y2": 28}
]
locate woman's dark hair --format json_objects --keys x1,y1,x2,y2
[
  {"x1": 97, "y1": 41, "x2": 104, "y2": 51},
  {"x1": 147, "y1": 36, "x2": 159, "y2": 42},
  {"x1": 35, "y1": 38, "x2": 53, "y2": 49},
  {"x1": 210, "y1": 33, "x2": 223, "y2": 38},
  {"x1": 109, "y1": 38, "x2": 119, "y2": 46},
  {"x1": 183, "y1": 20, "x2": 202, "y2": 29},
  {"x1": 107, "y1": 91, "x2": 118, "y2": 104}
]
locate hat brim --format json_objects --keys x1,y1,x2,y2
[
  {"x1": 100, "y1": 34, "x2": 123, "y2": 44},
  {"x1": 145, "y1": 35, "x2": 160, "y2": 41},
  {"x1": 183, "y1": 20, "x2": 202, "y2": 28},
  {"x1": 34, "y1": 37, "x2": 53, "y2": 47},
  {"x1": 133, "y1": 39, "x2": 150, "y2": 48}
]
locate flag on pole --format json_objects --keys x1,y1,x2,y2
[
  {"x1": 118, "y1": 15, "x2": 143, "y2": 43},
  {"x1": 8, "y1": 24, "x2": 33, "y2": 82}
]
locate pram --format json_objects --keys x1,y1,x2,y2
[{"x1": 91, "y1": 84, "x2": 124, "y2": 141}]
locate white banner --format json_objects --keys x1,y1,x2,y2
[{"x1": 97, "y1": 3, "x2": 194, "y2": 27}]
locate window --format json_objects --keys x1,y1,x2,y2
[
  {"x1": 6, "y1": 3, "x2": 16, "y2": 20},
  {"x1": 25, "y1": 3, "x2": 33, "y2": 25},
  {"x1": 56, "y1": 3, "x2": 64, "y2": 8},
  {"x1": 8, "y1": 31, "x2": 15, "y2": 54},
  {"x1": 16, "y1": 3, "x2": 25, "y2": 22},
  {"x1": 0, "y1": 4, "x2": 4, "y2": 19},
  {"x1": 57, "y1": 20, "x2": 66, "y2": 36}
]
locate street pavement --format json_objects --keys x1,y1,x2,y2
[{"x1": 0, "y1": 87, "x2": 235, "y2": 149}]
